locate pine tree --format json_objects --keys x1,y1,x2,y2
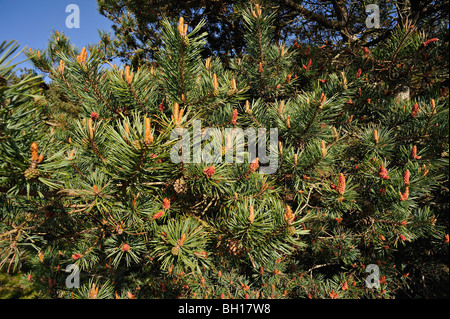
[{"x1": 1, "y1": 4, "x2": 448, "y2": 299}]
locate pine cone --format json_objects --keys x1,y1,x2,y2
[
  {"x1": 171, "y1": 245, "x2": 180, "y2": 256},
  {"x1": 226, "y1": 238, "x2": 244, "y2": 257},
  {"x1": 287, "y1": 226, "x2": 296, "y2": 235},
  {"x1": 30, "y1": 142, "x2": 39, "y2": 161},
  {"x1": 284, "y1": 205, "x2": 295, "y2": 224},
  {"x1": 132, "y1": 140, "x2": 142, "y2": 151},
  {"x1": 173, "y1": 177, "x2": 187, "y2": 194},
  {"x1": 403, "y1": 169, "x2": 410, "y2": 186},
  {"x1": 411, "y1": 145, "x2": 421, "y2": 159},
  {"x1": 378, "y1": 164, "x2": 390, "y2": 180},
  {"x1": 337, "y1": 173, "x2": 346, "y2": 194},
  {"x1": 24, "y1": 167, "x2": 39, "y2": 180},
  {"x1": 248, "y1": 205, "x2": 255, "y2": 224},
  {"x1": 144, "y1": 118, "x2": 153, "y2": 146}
]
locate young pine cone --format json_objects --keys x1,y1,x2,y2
[
  {"x1": 226, "y1": 238, "x2": 244, "y2": 257},
  {"x1": 132, "y1": 140, "x2": 142, "y2": 151},
  {"x1": 173, "y1": 177, "x2": 187, "y2": 194},
  {"x1": 24, "y1": 167, "x2": 40, "y2": 180},
  {"x1": 171, "y1": 245, "x2": 180, "y2": 256},
  {"x1": 287, "y1": 226, "x2": 296, "y2": 236}
]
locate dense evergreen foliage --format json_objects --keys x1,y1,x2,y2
[{"x1": 0, "y1": 2, "x2": 448, "y2": 299}]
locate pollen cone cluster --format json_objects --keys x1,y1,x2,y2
[
  {"x1": 58, "y1": 60, "x2": 65, "y2": 74},
  {"x1": 125, "y1": 65, "x2": 133, "y2": 84},
  {"x1": 321, "y1": 140, "x2": 327, "y2": 157},
  {"x1": 284, "y1": 205, "x2": 295, "y2": 225},
  {"x1": 177, "y1": 17, "x2": 188, "y2": 37},
  {"x1": 77, "y1": 47, "x2": 87, "y2": 64},
  {"x1": 252, "y1": 4, "x2": 262, "y2": 18},
  {"x1": 249, "y1": 205, "x2": 255, "y2": 224},
  {"x1": 144, "y1": 117, "x2": 154, "y2": 146},
  {"x1": 337, "y1": 173, "x2": 346, "y2": 195},
  {"x1": 24, "y1": 142, "x2": 42, "y2": 180},
  {"x1": 171, "y1": 233, "x2": 187, "y2": 256},
  {"x1": 172, "y1": 102, "x2": 184, "y2": 126}
]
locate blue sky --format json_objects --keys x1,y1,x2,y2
[{"x1": 0, "y1": 0, "x2": 114, "y2": 72}]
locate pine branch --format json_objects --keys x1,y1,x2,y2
[{"x1": 85, "y1": 71, "x2": 115, "y2": 113}]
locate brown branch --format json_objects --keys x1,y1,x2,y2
[
  {"x1": 128, "y1": 82, "x2": 148, "y2": 112},
  {"x1": 86, "y1": 72, "x2": 114, "y2": 113},
  {"x1": 282, "y1": 0, "x2": 348, "y2": 30}
]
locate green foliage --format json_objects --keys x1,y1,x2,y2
[{"x1": 1, "y1": 4, "x2": 448, "y2": 299}]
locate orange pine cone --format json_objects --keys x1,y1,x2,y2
[
  {"x1": 421, "y1": 164, "x2": 429, "y2": 176},
  {"x1": 249, "y1": 205, "x2": 255, "y2": 224},
  {"x1": 124, "y1": 122, "x2": 130, "y2": 142},
  {"x1": 203, "y1": 165, "x2": 216, "y2": 178},
  {"x1": 77, "y1": 47, "x2": 87, "y2": 64},
  {"x1": 173, "y1": 102, "x2": 179, "y2": 123},
  {"x1": 303, "y1": 59, "x2": 312, "y2": 70},
  {"x1": 58, "y1": 59, "x2": 65, "y2": 73},
  {"x1": 431, "y1": 98, "x2": 436, "y2": 114},
  {"x1": 403, "y1": 170, "x2": 410, "y2": 186},
  {"x1": 332, "y1": 126, "x2": 338, "y2": 141},
  {"x1": 411, "y1": 145, "x2": 421, "y2": 159},
  {"x1": 153, "y1": 211, "x2": 164, "y2": 219},
  {"x1": 89, "y1": 283, "x2": 98, "y2": 299},
  {"x1": 286, "y1": 73, "x2": 291, "y2": 83},
  {"x1": 205, "y1": 57, "x2": 211, "y2": 70},
  {"x1": 321, "y1": 140, "x2": 327, "y2": 157},
  {"x1": 249, "y1": 157, "x2": 259, "y2": 173},
  {"x1": 31, "y1": 142, "x2": 39, "y2": 161},
  {"x1": 88, "y1": 118, "x2": 94, "y2": 140},
  {"x1": 178, "y1": 233, "x2": 186, "y2": 247},
  {"x1": 125, "y1": 65, "x2": 133, "y2": 84},
  {"x1": 411, "y1": 103, "x2": 419, "y2": 118},
  {"x1": 162, "y1": 198, "x2": 170, "y2": 210},
  {"x1": 400, "y1": 187, "x2": 409, "y2": 201},
  {"x1": 144, "y1": 117, "x2": 153, "y2": 145},
  {"x1": 337, "y1": 173, "x2": 346, "y2": 195},
  {"x1": 230, "y1": 78, "x2": 237, "y2": 91},
  {"x1": 212, "y1": 73, "x2": 219, "y2": 93},
  {"x1": 231, "y1": 109, "x2": 238, "y2": 125},
  {"x1": 278, "y1": 100, "x2": 285, "y2": 115},
  {"x1": 245, "y1": 100, "x2": 251, "y2": 113},
  {"x1": 177, "y1": 17, "x2": 185, "y2": 36},
  {"x1": 284, "y1": 205, "x2": 294, "y2": 224},
  {"x1": 329, "y1": 289, "x2": 338, "y2": 299},
  {"x1": 255, "y1": 3, "x2": 262, "y2": 17},
  {"x1": 378, "y1": 163, "x2": 389, "y2": 180},
  {"x1": 374, "y1": 129, "x2": 379, "y2": 144}
]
